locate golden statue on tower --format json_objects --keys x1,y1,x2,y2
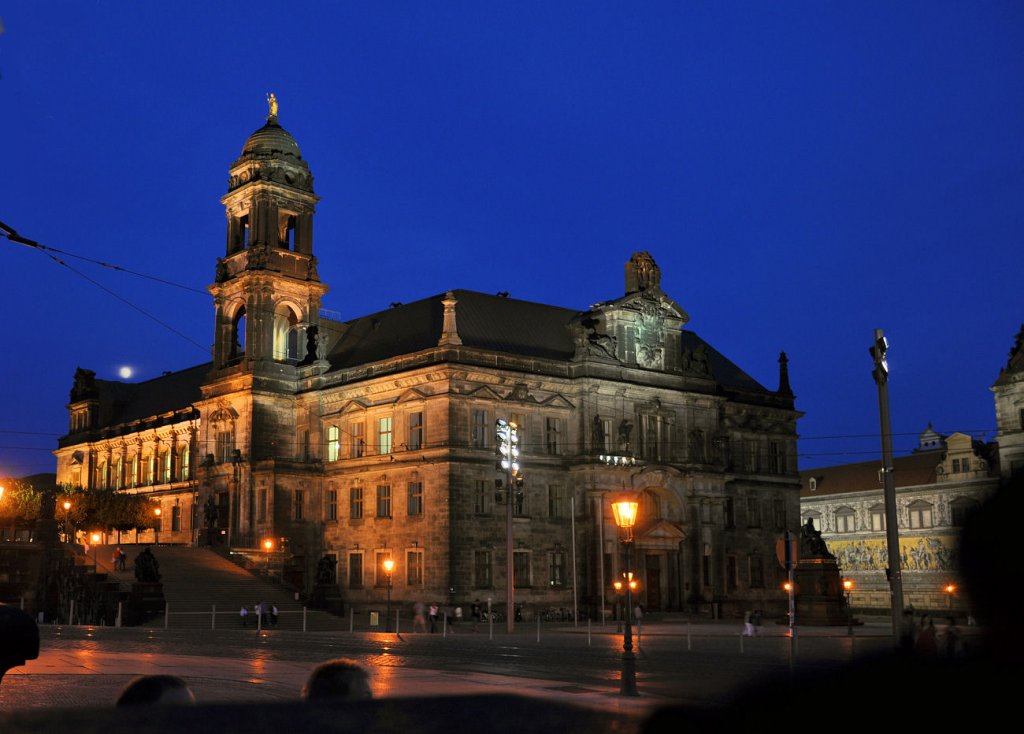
[{"x1": 267, "y1": 92, "x2": 279, "y2": 120}]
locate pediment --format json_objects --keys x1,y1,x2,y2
[
  {"x1": 636, "y1": 519, "x2": 686, "y2": 542},
  {"x1": 337, "y1": 399, "x2": 370, "y2": 416},
  {"x1": 537, "y1": 394, "x2": 575, "y2": 410},
  {"x1": 464, "y1": 385, "x2": 504, "y2": 401},
  {"x1": 396, "y1": 388, "x2": 431, "y2": 404}
]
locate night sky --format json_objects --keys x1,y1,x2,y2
[{"x1": 2, "y1": 3, "x2": 1021, "y2": 479}]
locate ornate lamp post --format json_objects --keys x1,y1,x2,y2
[
  {"x1": 383, "y1": 557, "x2": 395, "y2": 632},
  {"x1": 843, "y1": 578, "x2": 854, "y2": 635},
  {"x1": 62, "y1": 500, "x2": 72, "y2": 543},
  {"x1": 90, "y1": 532, "x2": 101, "y2": 570},
  {"x1": 153, "y1": 507, "x2": 162, "y2": 545},
  {"x1": 944, "y1": 583, "x2": 956, "y2": 612},
  {"x1": 263, "y1": 538, "x2": 274, "y2": 574},
  {"x1": 611, "y1": 498, "x2": 639, "y2": 697}
]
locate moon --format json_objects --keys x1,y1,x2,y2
[{"x1": 118, "y1": 366, "x2": 133, "y2": 379}]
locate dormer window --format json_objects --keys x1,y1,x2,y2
[{"x1": 808, "y1": 477, "x2": 817, "y2": 491}]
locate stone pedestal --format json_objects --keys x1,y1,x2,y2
[
  {"x1": 125, "y1": 582, "x2": 165, "y2": 626},
  {"x1": 793, "y1": 557, "x2": 850, "y2": 626}
]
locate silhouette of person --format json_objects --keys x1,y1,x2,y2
[
  {"x1": 115, "y1": 674, "x2": 195, "y2": 706},
  {"x1": 302, "y1": 658, "x2": 372, "y2": 702}
]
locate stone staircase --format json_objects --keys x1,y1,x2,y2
[{"x1": 89, "y1": 544, "x2": 346, "y2": 631}]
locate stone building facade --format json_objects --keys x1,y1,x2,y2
[
  {"x1": 54, "y1": 104, "x2": 801, "y2": 619},
  {"x1": 993, "y1": 325, "x2": 1024, "y2": 479}
]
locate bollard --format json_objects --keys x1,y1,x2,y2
[
  {"x1": 303, "y1": 606, "x2": 308, "y2": 632},
  {"x1": 116, "y1": 601, "x2": 123, "y2": 628},
  {"x1": 349, "y1": 607, "x2": 354, "y2": 633},
  {"x1": 739, "y1": 632, "x2": 744, "y2": 654},
  {"x1": 587, "y1": 617, "x2": 591, "y2": 646},
  {"x1": 687, "y1": 620, "x2": 691, "y2": 651},
  {"x1": 395, "y1": 609, "x2": 400, "y2": 635},
  {"x1": 488, "y1": 600, "x2": 493, "y2": 641},
  {"x1": 165, "y1": 602, "x2": 170, "y2": 629},
  {"x1": 443, "y1": 613, "x2": 447, "y2": 638},
  {"x1": 536, "y1": 615, "x2": 541, "y2": 643},
  {"x1": 70, "y1": 600, "x2": 75, "y2": 626},
  {"x1": 212, "y1": 604, "x2": 216, "y2": 630}
]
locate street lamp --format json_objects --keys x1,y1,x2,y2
[
  {"x1": 153, "y1": 507, "x2": 162, "y2": 545},
  {"x1": 496, "y1": 418, "x2": 523, "y2": 634},
  {"x1": 263, "y1": 538, "x2": 274, "y2": 574},
  {"x1": 383, "y1": 557, "x2": 395, "y2": 632},
  {"x1": 62, "y1": 500, "x2": 72, "y2": 543},
  {"x1": 944, "y1": 583, "x2": 956, "y2": 611},
  {"x1": 843, "y1": 579, "x2": 854, "y2": 635},
  {"x1": 611, "y1": 497, "x2": 639, "y2": 697},
  {"x1": 90, "y1": 532, "x2": 101, "y2": 570}
]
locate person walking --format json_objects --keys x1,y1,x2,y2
[
  {"x1": 413, "y1": 601, "x2": 427, "y2": 633},
  {"x1": 743, "y1": 610, "x2": 754, "y2": 637},
  {"x1": 239, "y1": 605, "x2": 249, "y2": 627},
  {"x1": 271, "y1": 605, "x2": 279, "y2": 627},
  {"x1": 428, "y1": 603, "x2": 438, "y2": 633}
]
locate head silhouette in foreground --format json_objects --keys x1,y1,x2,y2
[
  {"x1": 0, "y1": 604, "x2": 39, "y2": 684},
  {"x1": 302, "y1": 658, "x2": 373, "y2": 702},
  {"x1": 115, "y1": 675, "x2": 196, "y2": 707}
]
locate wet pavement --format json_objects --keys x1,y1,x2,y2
[{"x1": 0, "y1": 618, "x2": 929, "y2": 716}]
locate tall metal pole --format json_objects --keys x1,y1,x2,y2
[
  {"x1": 506, "y1": 460, "x2": 515, "y2": 634},
  {"x1": 620, "y1": 531, "x2": 638, "y2": 696},
  {"x1": 871, "y1": 328, "x2": 904, "y2": 639}
]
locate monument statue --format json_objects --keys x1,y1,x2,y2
[{"x1": 267, "y1": 92, "x2": 279, "y2": 119}]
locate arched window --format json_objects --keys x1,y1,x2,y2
[
  {"x1": 273, "y1": 303, "x2": 300, "y2": 362},
  {"x1": 113, "y1": 456, "x2": 123, "y2": 490},
  {"x1": 178, "y1": 444, "x2": 191, "y2": 481},
  {"x1": 129, "y1": 454, "x2": 139, "y2": 488},
  {"x1": 231, "y1": 307, "x2": 247, "y2": 360}
]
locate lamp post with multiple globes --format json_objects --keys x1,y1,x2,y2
[
  {"x1": 611, "y1": 498, "x2": 639, "y2": 697},
  {"x1": 383, "y1": 558, "x2": 395, "y2": 632}
]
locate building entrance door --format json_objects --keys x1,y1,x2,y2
[{"x1": 645, "y1": 554, "x2": 662, "y2": 611}]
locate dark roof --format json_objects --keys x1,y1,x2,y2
[
  {"x1": 93, "y1": 362, "x2": 210, "y2": 426},
  {"x1": 326, "y1": 289, "x2": 772, "y2": 394},
  {"x1": 799, "y1": 450, "x2": 942, "y2": 497},
  {"x1": 326, "y1": 290, "x2": 580, "y2": 368}
]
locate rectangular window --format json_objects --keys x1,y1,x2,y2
[
  {"x1": 408, "y1": 412, "x2": 423, "y2": 450},
  {"x1": 171, "y1": 505, "x2": 182, "y2": 532},
  {"x1": 749, "y1": 554, "x2": 764, "y2": 588},
  {"x1": 909, "y1": 505, "x2": 933, "y2": 529},
  {"x1": 746, "y1": 440, "x2": 759, "y2": 472},
  {"x1": 726, "y1": 555, "x2": 738, "y2": 592},
  {"x1": 724, "y1": 498, "x2": 735, "y2": 528},
  {"x1": 180, "y1": 448, "x2": 190, "y2": 481},
  {"x1": 326, "y1": 489, "x2": 338, "y2": 521},
  {"x1": 471, "y1": 409, "x2": 488, "y2": 448},
  {"x1": 377, "y1": 417, "x2": 393, "y2": 455},
  {"x1": 549, "y1": 551, "x2": 566, "y2": 587},
  {"x1": 348, "y1": 552, "x2": 363, "y2": 588},
  {"x1": 407, "y1": 482, "x2": 423, "y2": 516},
  {"x1": 474, "y1": 550, "x2": 492, "y2": 588},
  {"x1": 746, "y1": 497, "x2": 762, "y2": 527},
  {"x1": 146, "y1": 455, "x2": 156, "y2": 485},
  {"x1": 474, "y1": 480, "x2": 489, "y2": 514},
  {"x1": 513, "y1": 550, "x2": 532, "y2": 587},
  {"x1": 702, "y1": 554, "x2": 712, "y2": 586},
  {"x1": 640, "y1": 414, "x2": 659, "y2": 460},
  {"x1": 376, "y1": 485, "x2": 392, "y2": 518},
  {"x1": 836, "y1": 512, "x2": 855, "y2": 533},
  {"x1": 406, "y1": 549, "x2": 424, "y2": 586},
  {"x1": 545, "y1": 418, "x2": 561, "y2": 455},
  {"x1": 130, "y1": 455, "x2": 138, "y2": 488},
  {"x1": 350, "y1": 486, "x2": 364, "y2": 519},
  {"x1": 548, "y1": 485, "x2": 565, "y2": 518},
  {"x1": 161, "y1": 452, "x2": 172, "y2": 483},
  {"x1": 216, "y1": 431, "x2": 233, "y2": 464},
  {"x1": 870, "y1": 508, "x2": 886, "y2": 532},
  {"x1": 602, "y1": 418, "x2": 614, "y2": 453},
  {"x1": 350, "y1": 422, "x2": 365, "y2": 458},
  {"x1": 258, "y1": 487, "x2": 267, "y2": 521},
  {"x1": 768, "y1": 441, "x2": 783, "y2": 474},
  {"x1": 327, "y1": 425, "x2": 340, "y2": 462},
  {"x1": 773, "y1": 499, "x2": 786, "y2": 530},
  {"x1": 375, "y1": 551, "x2": 392, "y2": 587},
  {"x1": 293, "y1": 490, "x2": 304, "y2": 521}
]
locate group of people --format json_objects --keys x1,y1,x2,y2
[
  {"x1": 900, "y1": 611, "x2": 964, "y2": 659},
  {"x1": 239, "y1": 601, "x2": 278, "y2": 628},
  {"x1": 741, "y1": 609, "x2": 764, "y2": 637},
  {"x1": 412, "y1": 601, "x2": 474, "y2": 632},
  {"x1": 116, "y1": 657, "x2": 371, "y2": 707},
  {"x1": 110, "y1": 546, "x2": 127, "y2": 572}
]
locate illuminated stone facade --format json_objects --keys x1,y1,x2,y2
[
  {"x1": 799, "y1": 428, "x2": 999, "y2": 612},
  {"x1": 54, "y1": 107, "x2": 801, "y2": 618}
]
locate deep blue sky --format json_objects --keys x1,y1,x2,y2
[{"x1": 2, "y1": 2, "x2": 1021, "y2": 478}]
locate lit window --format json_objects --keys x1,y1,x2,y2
[
  {"x1": 378, "y1": 417, "x2": 393, "y2": 455},
  {"x1": 835, "y1": 507, "x2": 856, "y2": 533},
  {"x1": 327, "y1": 425, "x2": 340, "y2": 462},
  {"x1": 350, "y1": 423, "x2": 365, "y2": 458},
  {"x1": 870, "y1": 505, "x2": 886, "y2": 532}
]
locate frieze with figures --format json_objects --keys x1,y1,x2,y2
[{"x1": 831, "y1": 535, "x2": 958, "y2": 572}]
